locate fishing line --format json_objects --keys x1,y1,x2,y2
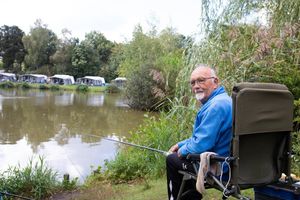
[
  {"x1": 81, "y1": 133, "x2": 170, "y2": 156},
  {"x1": 55, "y1": 137, "x2": 85, "y2": 182}
]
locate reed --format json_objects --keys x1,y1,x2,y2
[{"x1": 0, "y1": 156, "x2": 60, "y2": 199}]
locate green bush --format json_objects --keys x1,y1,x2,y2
[
  {"x1": 292, "y1": 131, "x2": 300, "y2": 176},
  {"x1": 39, "y1": 84, "x2": 49, "y2": 90},
  {"x1": 0, "y1": 156, "x2": 60, "y2": 200},
  {"x1": 76, "y1": 84, "x2": 89, "y2": 92},
  {"x1": 50, "y1": 85, "x2": 60, "y2": 91},
  {"x1": 106, "y1": 84, "x2": 120, "y2": 93},
  {"x1": 0, "y1": 81, "x2": 15, "y2": 88},
  {"x1": 19, "y1": 82, "x2": 31, "y2": 89},
  {"x1": 125, "y1": 67, "x2": 158, "y2": 111}
]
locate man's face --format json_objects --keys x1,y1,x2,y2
[{"x1": 190, "y1": 67, "x2": 218, "y2": 102}]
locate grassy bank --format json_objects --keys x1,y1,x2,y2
[
  {"x1": 0, "y1": 157, "x2": 77, "y2": 200},
  {"x1": 0, "y1": 81, "x2": 107, "y2": 92}
]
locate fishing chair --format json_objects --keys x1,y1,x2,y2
[{"x1": 177, "y1": 82, "x2": 295, "y2": 200}]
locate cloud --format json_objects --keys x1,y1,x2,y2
[{"x1": 0, "y1": 0, "x2": 202, "y2": 42}]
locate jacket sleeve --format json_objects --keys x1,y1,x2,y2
[
  {"x1": 177, "y1": 138, "x2": 190, "y2": 148},
  {"x1": 178, "y1": 105, "x2": 224, "y2": 156}
]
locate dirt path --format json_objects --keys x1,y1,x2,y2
[
  {"x1": 46, "y1": 183, "x2": 116, "y2": 200},
  {"x1": 47, "y1": 190, "x2": 81, "y2": 200}
]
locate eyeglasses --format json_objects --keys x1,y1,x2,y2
[{"x1": 190, "y1": 77, "x2": 215, "y2": 86}]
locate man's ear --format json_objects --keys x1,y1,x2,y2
[{"x1": 214, "y1": 77, "x2": 219, "y2": 85}]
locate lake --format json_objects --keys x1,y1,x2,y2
[{"x1": 0, "y1": 89, "x2": 150, "y2": 182}]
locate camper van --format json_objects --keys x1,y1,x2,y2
[
  {"x1": 77, "y1": 76, "x2": 105, "y2": 86},
  {"x1": 0, "y1": 73, "x2": 16, "y2": 82},
  {"x1": 19, "y1": 74, "x2": 47, "y2": 84},
  {"x1": 49, "y1": 75, "x2": 75, "y2": 85},
  {"x1": 112, "y1": 77, "x2": 127, "y2": 87}
]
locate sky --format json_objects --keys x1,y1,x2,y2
[{"x1": 0, "y1": 0, "x2": 203, "y2": 42}]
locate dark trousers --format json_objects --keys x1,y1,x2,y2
[{"x1": 166, "y1": 153, "x2": 202, "y2": 200}]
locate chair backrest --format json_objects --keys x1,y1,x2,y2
[{"x1": 231, "y1": 82, "x2": 294, "y2": 189}]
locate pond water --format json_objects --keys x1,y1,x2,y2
[{"x1": 0, "y1": 89, "x2": 150, "y2": 182}]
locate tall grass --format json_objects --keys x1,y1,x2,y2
[
  {"x1": 103, "y1": 96, "x2": 198, "y2": 182},
  {"x1": 0, "y1": 156, "x2": 60, "y2": 199}
]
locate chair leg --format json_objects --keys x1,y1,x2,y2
[{"x1": 177, "y1": 172, "x2": 197, "y2": 200}]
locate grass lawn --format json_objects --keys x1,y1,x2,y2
[
  {"x1": 56, "y1": 177, "x2": 254, "y2": 200},
  {"x1": 28, "y1": 83, "x2": 106, "y2": 92},
  {"x1": 109, "y1": 177, "x2": 254, "y2": 200}
]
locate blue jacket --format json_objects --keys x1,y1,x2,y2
[{"x1": 178, "y1": 86, "x2": 232, "y2": 157}]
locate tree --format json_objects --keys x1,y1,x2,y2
[
  {"x1": 71, "y1": 31, "x2": 114, "y2": 79},
  {"x1": 84, "y1": 31, "x2": 114, "y2": 65},
  {"x1": 100, "y1": 43, "x2": 124, "y2": 82},
  {"x1": 71, "y1": 42, "x2": 99, "y2": 78},
  {"x1": 119, "y1": 25, "x2": 186, "y2": 110},
  {"x1": 22, "y1": 19, "x2": 58, "y2": 73},
  {"x1": 184, "y1": 0, "x2": 300, "y2": 99},
  {"x1": 51, "y1": 29, "x2": 78, "y2": 75},
  {"x1": 0, "y1": 25, "x2": 25, "y2": 73}
]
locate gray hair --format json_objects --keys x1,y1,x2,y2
[{"x1": 194, "y1": 64, "x2": 217, "y2": 78}]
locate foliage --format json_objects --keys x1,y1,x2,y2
[
  {"x1": 0, "y1": 81, "x2": 15, "y2": 88},
  {"x1": 16, "y1": 82, "x2": 31, "y2": 89},
  {"x1": 105, "y1": 84, "x2": 120, "y2": 93},
  {"x1": 84, "y1": 31, "x2": 114, "y2": 65},
  {"x1": 119, "y1": 25, "x2": 187, "y2": 110},
  {"x1": 0, "y1": 25, "x2": 25, "y2": 73},
  {"x1": 104, "y1": 100, "x2": 196, "y2": 181},
  {"x1": 71, "y1": 31, "x2": 114, "y2": 79},
  {"x1": 105, "y1": 43, "x2": 125, "y2": 82},
  {"x1": 124, "y1": 66, "x2": 158, "y2": 110},
  {"x1": 294, "y1": 99, "x2": 300, "y2": 131},
  {"x1": 195, "y1": 1, "x2": 300, "y2": 98},
  {"x1": 51, "y1": 29, "x2": 78, "y2": 76},
  {"x1": 22, "y1": 19, "x2": 58, "y2": 72},
  {"x1": 76, "y1": 84, "x2": 89, "y2": 92},
  {"x1": 71, "y1": 43, "x2": 99, "y2": 78},
  {"x1": 0, "y1": 156, "x2": 60, "y2": 200},
  {"x1": 50, "y1": 85, "x2": 60, "y2": 91},
  {"x1": 291, "y1": 131, "x2": 300, "y2": 176},
  {"x1": 39, "y1": 84, "x2": 49, "y2": 90}
]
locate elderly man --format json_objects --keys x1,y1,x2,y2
[{"x1": 166, "y1": 64, "x2": 232, "y2": 200}]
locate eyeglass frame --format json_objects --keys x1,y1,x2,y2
[{"x1": 190, "y1": 77, "x2": 216, "y2": 87}]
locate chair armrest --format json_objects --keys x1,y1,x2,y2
[{"x1": 186, "y1": 154, "x2": 236, "y2": 163}]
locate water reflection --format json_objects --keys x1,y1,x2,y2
[
  {"x1": 55, "y1": 92, "x2": 74, "y2": 106},
  {"x1": 87, "y1": 93, "x2": 104, "y2": 106},
  {"x1": 0, "y1": 89, "x2": 151, "y2": 182}
]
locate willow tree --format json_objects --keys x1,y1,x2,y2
[
  {"x1": 175, "y1": 0, "x2": 300, "y2": 174},
  {"x1": 177, "y1": 0, "x2": 300, "y2": 97}
]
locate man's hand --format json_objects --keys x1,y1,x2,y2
[{"x1": 169, "y1": 144, "x2": 179, "y2": 153}]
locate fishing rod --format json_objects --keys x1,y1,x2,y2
[
  {"x1": 0, "y1": 191, "x2": 33, "y2": 200},
  {"x1": 82, "y1": 133, "x2": 171, "y2": 156}
]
